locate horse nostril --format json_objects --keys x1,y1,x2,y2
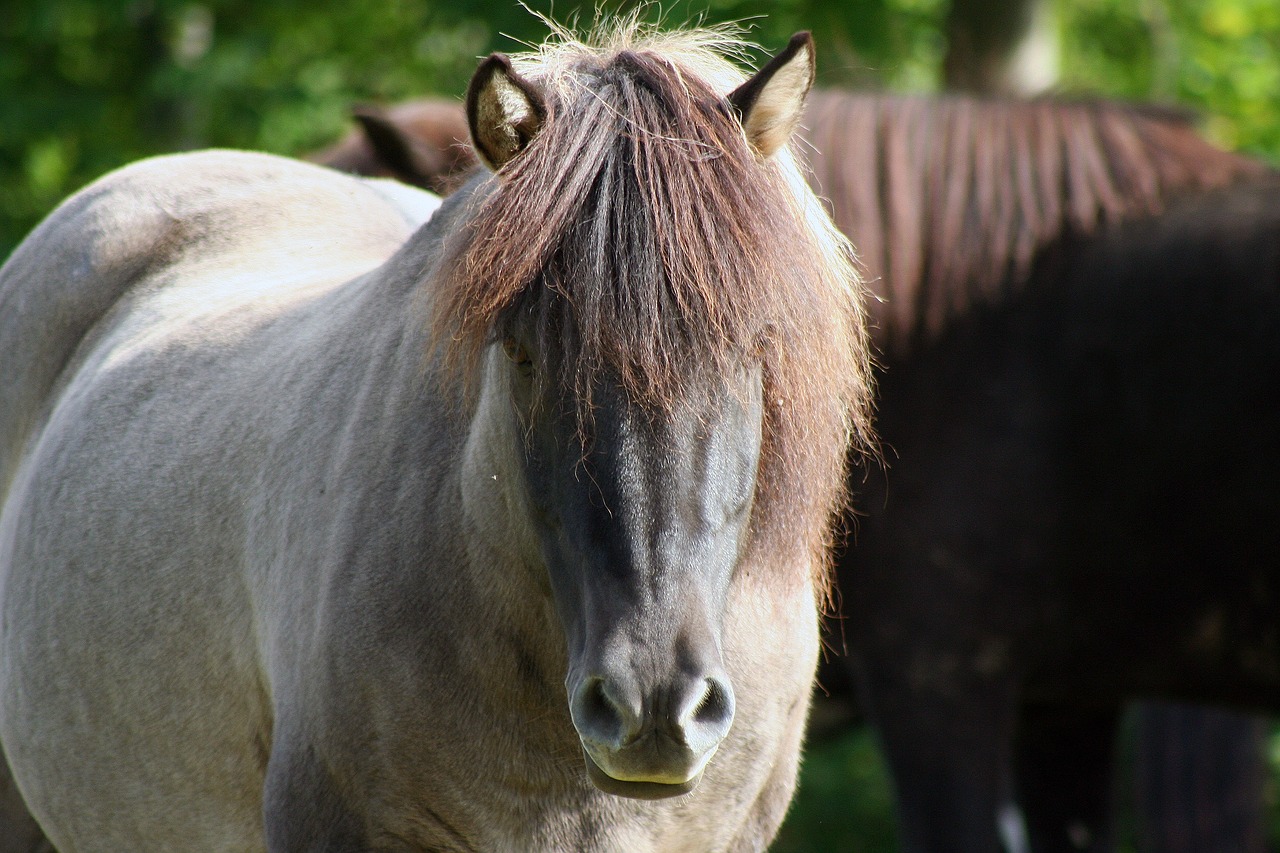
[
  {"x1": 676, "y1": 675, "x2": 735, "y2": 748},
  {"x1": 692, "y1": 677, "x2": 733, "y2": 728},
  {"x1": 582, "y1": 679, "x2": 613, "y2": 726},
  {"x1": 572, "y1": 677, "x2": 640, "y2": 748}
]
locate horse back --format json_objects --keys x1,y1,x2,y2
[{"x1": 0, "y1": 150, "x2": 437, "y2": 491}]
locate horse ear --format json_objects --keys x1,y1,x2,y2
[
  {"x1": 728, "y1": 32, "x2": 815, "y2": 157},
  {"x1": 352, "y1": 106, "x2": 439, "y2": 188},
  {"x1": 466, "y1": 53, "x2": 547, "y2": 173}
]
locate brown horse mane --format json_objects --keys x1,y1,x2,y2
[
  {"x1": 429, "y1": 23, "x2": 874, "y2": 578},
  {"x1": 802, "y1": 91, "x2": 1270, "y2": 349}
]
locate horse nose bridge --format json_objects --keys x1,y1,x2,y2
[
  {"x1": 590, "y1": 581, "x2": 730, "y2": 688},
  {"x1": 565, "y1": 502, "x2": 740, "y2": 787}
]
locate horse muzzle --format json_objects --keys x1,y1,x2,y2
[{"x1": 569, "y1": 669, "x2": 735, "y2": 799}]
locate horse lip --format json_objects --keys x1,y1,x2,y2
[{"x1": 582, "y1": 750, "x2": 703, "y2": 800}]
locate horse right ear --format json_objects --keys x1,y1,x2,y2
[{"x1": 466, "y1": 53, "x2": 547, "y2": 173}]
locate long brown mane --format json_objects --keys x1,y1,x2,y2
[
  {"x1": 802, "y1": 92, "x2": 1269, "y2": 349},
  {"x1": 429, "y1": 24, "x2": 873, "y2": 577}
]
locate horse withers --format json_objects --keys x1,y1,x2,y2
[{"x1": 0, "y1": 25, "x2": 872, "y2": 852}]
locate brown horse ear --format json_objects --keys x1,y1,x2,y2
[
  {"x1": 466, "y1": 53, "x2": 547, "y2": 173},
  {"x1": 352, "y1": 106, "x2": 441, "y2": 189},
  {"x1": 728, "y1": 32, "x2": 815, "y2": 157}
]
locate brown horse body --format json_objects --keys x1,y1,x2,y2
[{"x1": 807, "y1": 92, "x2": 1277, "y2": 853}]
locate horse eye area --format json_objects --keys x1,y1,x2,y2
[{"x1": 502, "y1": 338, "x2": 532, "y2": 369}]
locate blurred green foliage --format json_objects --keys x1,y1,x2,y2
[
  {"x1": 1058, "y1": 0, "x2": 1280, "y2": 157},
  {"x1": 5, "y1": 0, "x2": 1278, "y2": 259}
]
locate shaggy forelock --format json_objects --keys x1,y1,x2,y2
[{"x1": 430, "y1": 24, "x2": 874, "y2": 582}]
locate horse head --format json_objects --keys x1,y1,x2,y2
[{"x1": 439, "y1": 31, "x2": 864, "y2": 799}]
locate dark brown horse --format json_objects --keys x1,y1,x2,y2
[{"x1": 806, "y1": 91, "x2": 1277, "y2": 853}]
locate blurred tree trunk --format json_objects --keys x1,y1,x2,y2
[{"x1": 943, "y1": 0, "x2": 1058, "y2": 94}]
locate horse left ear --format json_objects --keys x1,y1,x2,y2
[
  {"x1": 728, "y1": 32, "x2": 816, "y2": 157},
  {"x1": 466, "y1": 53, "x2": 547, "y2": 173}
]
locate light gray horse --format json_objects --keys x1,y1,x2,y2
[{"x1": 0, "y1": 23, "x2": 873, "y2": 852}]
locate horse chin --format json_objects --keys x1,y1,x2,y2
[{"x1": 582, "y1": 752, "x2": 702, "y2": 800}]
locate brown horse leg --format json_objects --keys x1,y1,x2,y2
[
  {"x1": 1015, "y1": 703, "x2": 1120, "y2": 853},
  {"x1": 863, "y1": 671, "x2": 1022, "y2": 853},
  {"x1": 1133, "y1": 703, "x2": 1267, "y2": 853}
]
